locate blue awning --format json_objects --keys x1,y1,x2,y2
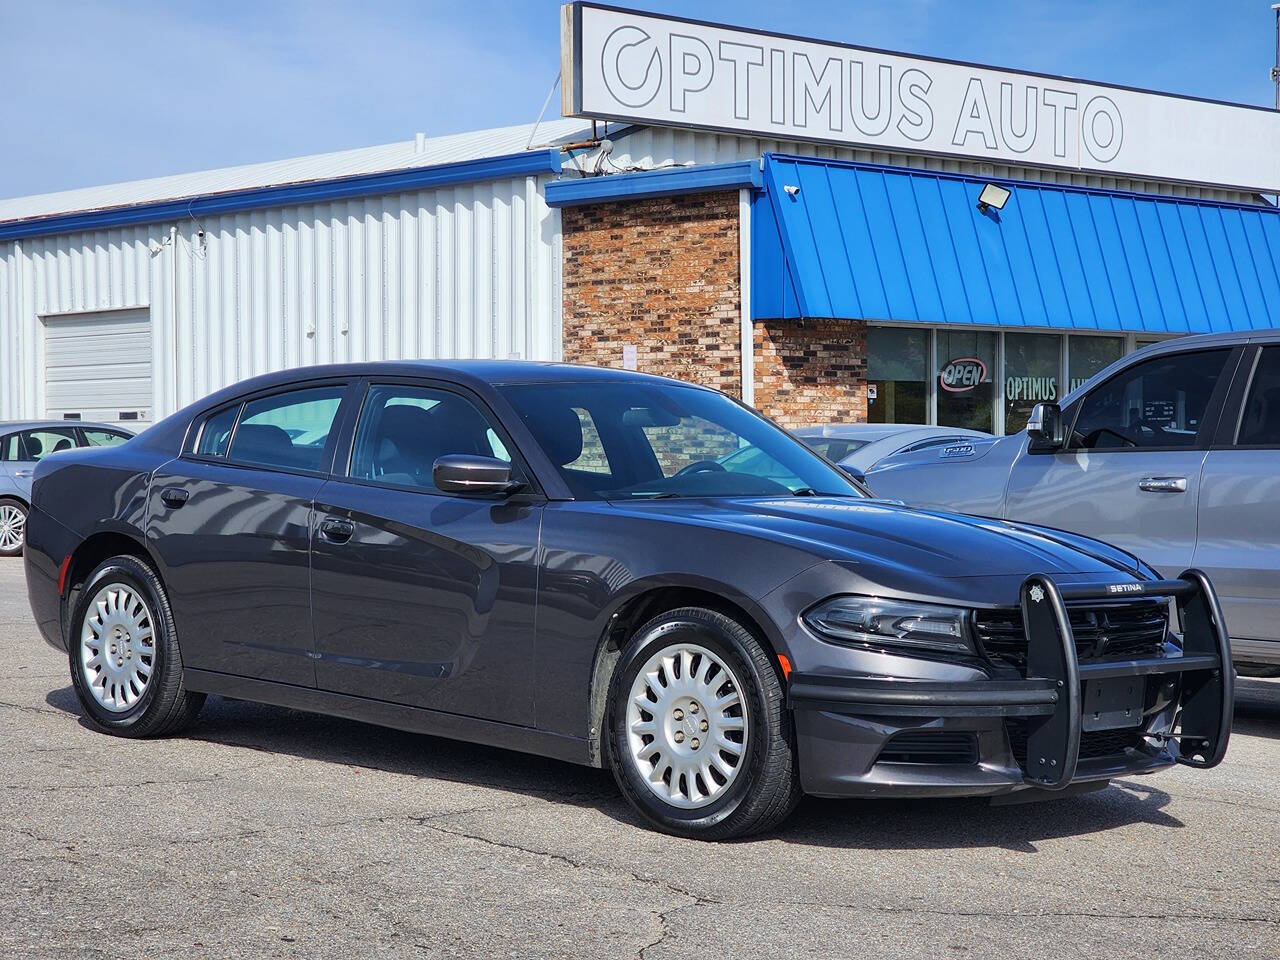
[{"x1": 752, "y1": 154, "x2": 1280, "y2": 332}]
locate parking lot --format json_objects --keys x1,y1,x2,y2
[{"x1": 0, "y1": 557, "x2": 1275, "y2": 959}]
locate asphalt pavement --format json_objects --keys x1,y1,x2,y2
[{"x1": 0, "y1": 556, "x2": 1276, "y2": 959}]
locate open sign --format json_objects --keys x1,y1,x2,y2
[{"x1": 939, "y1": 357, "x2": 988, "y2": 393}]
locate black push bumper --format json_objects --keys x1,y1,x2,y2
[{"x1": 788, "y1": 569, "x2": 1233, "y2": 792}]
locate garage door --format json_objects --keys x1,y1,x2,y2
[{"x1": 43, "y1": 308, "x2": 153, "y2": 426}]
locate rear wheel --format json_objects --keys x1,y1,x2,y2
[
  {"x1": 0, "y1": 499, "x2": 26, "y2": 556},
  {"x1": 68, "y1": 555, "x2": 205, "y2": 736},
  {"x1": 606, "y1": 607, "x2": 801, "y2": 840}
]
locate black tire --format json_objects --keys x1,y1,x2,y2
[
  {"x1": 0, "y1": 498, "x2": 26, "y2": 557},
  {"x1": 68, "y1": 555, "x2": 205, "y2": 737},
  {"x1": 606, "y1": 607, "x2": 801, "y2": 840}
]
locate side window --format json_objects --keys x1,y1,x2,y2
[
  {"x1": 1237, "y1": 346, "x2": 1280, "y2": 447},
  {"x1": 349, "y1": 385, "x2": 511, "y2": 491},
  {"x1": 565, "y1": 407, "x2": 611, "y2": 475},
  {"x1": 0, "y1": 434, "x2": 18, "y2": 461},
  {"x1": 19, "y1": 428, "x2": 79, "y2": 461},
  {"x1": 82, "y1": 429, "x2": 131, "y2": 448},
  {"x1": 1068, "y1": 349, "x2": 1230, "y2": 451},
  {"x1": 196, "y1": 405, "x2": 240, "y2": 458},
  {"x1": 227, "y1": 386, "x2": 345, "y2": 472}
]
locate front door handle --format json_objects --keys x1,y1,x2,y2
[
  {"x1": 160, "y1": 487, "x2": 190, "y2": 507},
  {"x1": 319, "y1": 517, "x2": 355, "y2": 543},
  {"x1": 1138, "y1": 476, "x2": 1187, "y2": 493}
]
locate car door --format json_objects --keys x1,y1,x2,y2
[
  {"x1": 1002, "y1": 345, "x2": 1241, "y2": 578},
  {"x1": 8, "y1": 426, "x2": 81, "y2": 499},
  {"x1": 1194, "y1": 343, "x2": 1280, "y2": 651},
  {"x1": 147, "y1": 381, "x2": 355, "y2": 685},
  {"x1": 309, "y1": 380, "x2": 542, "y2": 726}
]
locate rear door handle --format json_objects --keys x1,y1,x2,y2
[
  {"x1": 13, "y1": 470, "x2": 32, "y2": 478},
  {"x1": 319, "y1": 517, "x2": 355, "y2": 543},
  {"x1": 160, "y1": 487, "x2": 190, "y2": 507},
  {"x1": 1138, "y1": 476, "x2": 1187, "y2": 493}
]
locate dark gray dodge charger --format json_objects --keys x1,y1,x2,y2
[{"x1": 23, "y1": 362, "x2": 1233, "y2": 839}]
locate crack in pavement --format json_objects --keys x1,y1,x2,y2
[
  {"x1": 407, "y1": 817, "x2": 721, "y2": 960},
  {"x1": 768, "y1": 898, "x2": 1280, "y2": 926}
]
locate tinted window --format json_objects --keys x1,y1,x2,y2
[
  {"x1": 1069, "y1": 349, "x2": 1229, "y2": 450},
  {"x1": 1237, "y1": 346, "x2": 1280, "y2": 446},
  {"x1": 18, "y1": 428, "x2": 79, "y2": 461},
  {"x1": 803, "y1": 438, "x2": 866, "y2": 461},
  {"x1": 349, "y1": 385, "x2": 510, "y2": 492},
  {"x1": 82, "y1": 429, "x2": 131, "y2": 448},
  {"x1": 228, "y1": 387, "x2": 345, "y2": 472},
  {"x1": 196, "y1": 406, "x2": 240, "y2": 457},
  {"x1": 500, "y1": 381, "x2": 862, "y2": 500},
  {"x1": 0, "y1": 435, "x2": 18, "y2": 461}
]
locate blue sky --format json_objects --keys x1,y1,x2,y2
[{"x1": 1, "y1": 0, "x2": 1277, "y2": 200}]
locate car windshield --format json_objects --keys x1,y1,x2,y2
[{"x1": 500, "y1": 381, "x2": 864, "y2": 500}]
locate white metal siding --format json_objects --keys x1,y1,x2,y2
[
  {"x1": 44, "y1": 308, "x2": 152, "y2": 424},
  {"x1": 0, "y1": 174, "x2": 561, "y2": 421}
]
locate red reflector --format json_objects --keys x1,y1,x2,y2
[
  {"x1": 57, "y1": 555, "x2": 72, "y2": 596},
  {"x1": 777, "y1": 653, "x2": 793, "y2": 680}
]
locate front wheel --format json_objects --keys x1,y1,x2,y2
[
  {"x1": 0, "y1": 499, "x2": 26, "y2": 556},
  {"x1": 606, "y1": 607, "x2": 801, "y2": 840},
  {"x1": 68, "y1": 555, "x2": 205, "y2": 737}
]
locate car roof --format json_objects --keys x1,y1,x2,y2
[
  {"x1": 0, "y1": 420, "x2": 130, "y2": 433},
  {"x1": 180, "y1": 360, "x2": 713, "y2": 415}
]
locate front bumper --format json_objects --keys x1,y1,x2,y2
[{"x1": 788, "y1": 569, "x2": 1234, "y2": 798}]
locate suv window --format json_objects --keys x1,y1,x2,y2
[
  {"x1": 1068, "y1": 349, "x2": 1230, "y2": 450},
  {"x1": 227, "y1": 387, "x2": 345, "y2": 472},
  {"x1": 0, "y1": 434, "x2": 18, "y2": 461},
  {"x1": 349, "y1": 385, "x2": 511, "y2": 492},
  {"x1": 1237, "y1": 346, "x2": 1280, "y2": 446},
  {"x1": 17, "y1": 428, "x2": 79, "y2": 461}
]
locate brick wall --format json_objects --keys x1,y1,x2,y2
[
  {"x1": 560, "y1": 189, "x2": 868, "y2": 428},
  {"x1": 561, "y1": 191, "x2": 742, "y2": 396},
  {"x1": 753, "y1": 318, "x2": 868, "y2": 428}
]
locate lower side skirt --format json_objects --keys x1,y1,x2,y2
[{"x1": 184, "y1": 668, "x2": 594, "y2": 767}]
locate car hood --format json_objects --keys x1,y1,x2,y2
[{"x1": 607, "y1": 496, "x2": 1144, "y2": 582}]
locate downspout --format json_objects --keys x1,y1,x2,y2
[
  {"x1": 738, "y1": 187, "x2": 754, "y2": 407},
  {"x1": 170, "y1": 224, "x2": 179, "y2": 418}
]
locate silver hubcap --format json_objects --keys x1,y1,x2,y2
[
  {"x1": 625, "y1": 643, "x2": 748, "y2": 810},
  {"x1": 0, "y1": 504, "x2": 24, "y2": 551},
  {"x1": 80, "y1": 583, "x2": 155, "y2": 712}
]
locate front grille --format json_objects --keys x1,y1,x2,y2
[
  {"x1": 974, "y1": 599, "x2": 1168, "y2": 674},
  {"x1": 876, "y1": 732, "x2": 979, "y2": 766},
  {"x1": 1006, "y1": 723, "x2": 1145, "y2": 766}
]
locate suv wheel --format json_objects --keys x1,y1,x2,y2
[
  {"x1": 68, "y1": 555, "x2": 205, "y2": 736},
  {"x1": 0, "y1": 499, "x2": 26, "y2": 556},
  {"x1": 606, "y1": 607, "x2": 801, "y2": 840}
]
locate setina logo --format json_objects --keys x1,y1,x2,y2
[{"x1": 939, "y1": 357, "x2": 987, "y2": 393}]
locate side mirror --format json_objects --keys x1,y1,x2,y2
[
  {"x1": 839, "y1": 464, "x2": 867, "y2": 485},
  {"x1": 433, "y1": 454, "x2": 524, "y2": 496},
  {"x1": 1025, "y1": 402, "x2": 1064, "y2": 450}
]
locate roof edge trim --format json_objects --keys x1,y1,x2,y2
[{"x1": 0, "y1": 149, "x2": 563, "y2": 242}]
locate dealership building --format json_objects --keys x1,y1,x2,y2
[{"x1": 3, "y1": 4, "x2": 1280, "y2": 433}]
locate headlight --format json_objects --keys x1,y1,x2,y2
[{"x1": 803, "y1": 595, "x2": 974, "y2": 654}]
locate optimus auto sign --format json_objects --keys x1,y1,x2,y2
[{"x1": 561, "y1": 3, "x2": 1280, "y2": 193}]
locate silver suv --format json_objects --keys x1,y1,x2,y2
[{"x1": 866, "y1": 331, "x2": 1280, "y2": 674}]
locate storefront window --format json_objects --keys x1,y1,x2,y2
[
  {"x1": 936, "y1": 330, "x2": 995, "y2": 432},
  {"x1": 867, "y1": 327, "x2": 927, "y2": 424},
  {"x1": 1003, "y1": 332, "x2": 1061, "y2": 434},
  {"x1": 1067, "y1": 336, "x2": 1124, "y2": 393}
]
